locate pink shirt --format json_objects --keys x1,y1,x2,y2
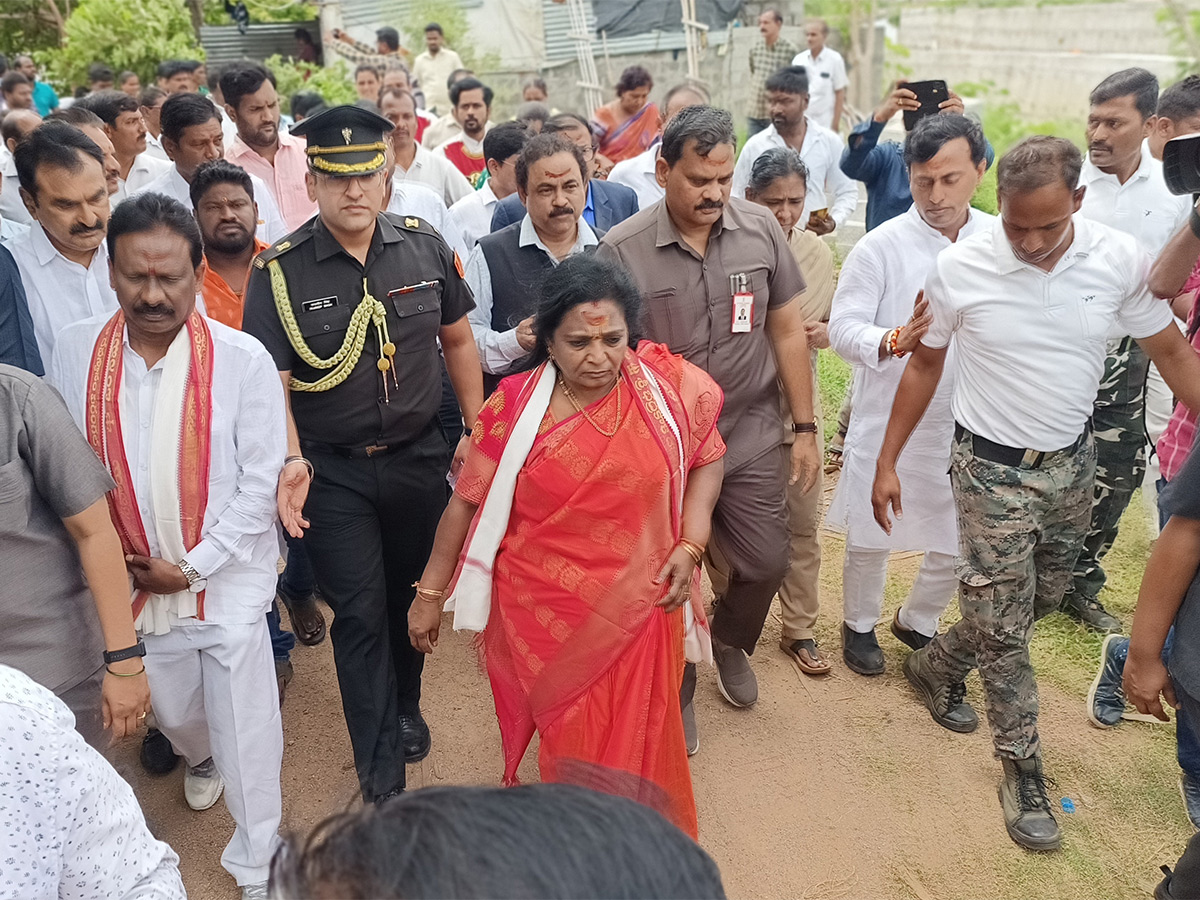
[
  {"x1": 1157, "y1": 261, "x2": 1200, "y2": 482},
  {"x1": 225, "y1": 130, "x2": 316, "y2": 233}
]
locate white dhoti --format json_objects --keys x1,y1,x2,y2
[{"x1": 144, "y1": 617, "x2": 283, "y2": 886}]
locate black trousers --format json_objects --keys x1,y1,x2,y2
[
  {"x1": 302, "y1": 423, "x2": 448, "y2": 801},
  {"x1": 1161, "y1": 686, "x2": 1200, "y2": 899}
]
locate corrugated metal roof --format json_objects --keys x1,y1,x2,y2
[
  {"x1": 200, "y1": 22, "x2": 321, "y2": 66},
  {"x1": 542, "y1": 0, "x2": 728, "y2": 65}
]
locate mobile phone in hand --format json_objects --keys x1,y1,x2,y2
[{"x1": 903, "y1": 80, "x2": 949, "y2": 131}]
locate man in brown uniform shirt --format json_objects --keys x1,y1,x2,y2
[{"x1": 598, "y1": 105, "x2": 819, "y2": 752}]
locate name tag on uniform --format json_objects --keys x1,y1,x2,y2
[
  {"x1": 730, "y1": 273, "x2": 753, "y2": 334},
  {"x1": 302, "y1": 296, "x2": 338, "y2": 312}
]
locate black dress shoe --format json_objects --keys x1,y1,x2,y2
[
  {"x1": 842, "y1": 623, "x2": 885, "y2": 675},
  {"x1": 278, "y1": 588, "x2": 327, "y2": 646},
  {"x1": 374, "y1": 786, "x2": 404, "y2": 807},
  {"x1": 890, "y1": 610, "x2": 934, "y2": 651},
  {"x1": 140, "y1": 727, "x2": 180, "y2": 775},
  {"x1": 399, "y1": 712, "x2": 431, "y2": 762}
]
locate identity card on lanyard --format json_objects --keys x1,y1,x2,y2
[{"x1": 730, "y1": 272, "x2": 753, "y2": 333}]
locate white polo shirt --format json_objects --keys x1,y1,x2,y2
[
  {"x1": 922, "y1": 214, "x2": 1173, "y2": 451},
  {"x1": 608, "y1": 145, "x2": 663, "y2": 211},
  {"x1": 791, "y1": 46, "x2": 849, "y2": 131},
  {"x1": 1079, "y1": 141, "x2": 1189, "y2": 255}
]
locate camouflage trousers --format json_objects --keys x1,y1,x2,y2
[
  {"x1": 1065, "y1": 337, "x2": 1150, "y2": 603},
  {"x1": 923, "y1": 428, "x2": 1096, "y2": 760}
]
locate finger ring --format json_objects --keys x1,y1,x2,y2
[{"x1": 137, "y1": 712, "x2": 147, "y2": 719}]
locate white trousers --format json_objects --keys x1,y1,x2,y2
[
  {"x1": 143, "y1": 619, "x2": 283, "y2": 886},
  {"x1": 841, "y1": 546, "x2": 956, "y2": 638}
]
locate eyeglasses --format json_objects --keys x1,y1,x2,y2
[{"x1": 581, "y1": 145, "x2": 596, "y2": 160}]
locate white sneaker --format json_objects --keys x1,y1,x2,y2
[
  {"x1": 241, "y1": 883, "x2": 269, "y2": 900},
  {"x1": 184, "y1": 757, "x2": 224, "y2": 811}
]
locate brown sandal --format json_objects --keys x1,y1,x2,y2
[{"x1": 781, "y1": 638, "x2": 833, "y2": 676}]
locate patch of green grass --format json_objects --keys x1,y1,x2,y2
[{"x1": 817, "y1": 349, "x2": 851, "y2": 445}]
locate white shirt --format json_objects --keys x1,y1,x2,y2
[
  {"x1": 465, "y1": 215, "x2": 599, "y2": 372},
  {"x1": 0, "y1": 663, "x2": 185, "y2": 900},
  {"x1": 608, "y1": 145, "x2": 663, "y2": 211},
  {"x1": 732, "y1": 120, "x2": 857, "y2": 226},
  {"x1": 0, "y1": 216, "x2": 28, "y2": 245},
  {"x1": 923, "y1": 214, "x2": 1174, "y2": 450},
  {"x1": 1079, "y1": 140, "x2": 1189, "y2": 255},
  {"x1": 9, "y1": 221, "x2": 119, "y2": 361},
  {"x1": 0, "y1": 147, "x2": 31, "y2": 226},
  {"x1": 49, "y1": 316, "x2": 286, "y2": 623},
  {"x1": 828, "y1": 204, "x2": 992, "y2": 552},
  {"x1": 133, "y1": 165, "x2": 288, "y2": 244},
  {"x1": 143, "y1": 132, "x2": 170, "y2": 162},
  {"x1": 113, "y1": 152, "x2": 172, "y2": 207},
  {"x1": 386, "y1": 177, "x2": 469, "y2": 261},
  {"x1": 449, "y1": 180, "x2": 500, "y2": 247},
  {"x1": 395, "y1": 140, "x2": 473, "y2": 208},
  {"x1": 791, "y1": 46, "x2": 849, "y2": 130}
]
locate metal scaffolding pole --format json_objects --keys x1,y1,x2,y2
[{"x1": 565, "y1": 0, "x2": 604, "y2": 118}]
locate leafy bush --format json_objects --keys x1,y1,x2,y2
[
  {"x1": 45, "y1": 0, "x2": 202, "y2": 92},
  {"x1": 264, "y1": 55, "x2": 357, "y2": 114},
  {"x1": 203, "y1": 0, "x2": 317, "y2": 26}
]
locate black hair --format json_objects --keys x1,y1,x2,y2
[
  {"x1": 522, "y1": 75, "x2": 548, "y2": 95},
  {"x1": 376, "y1": 26, "x2": 400, "y2": 51},
  {"x1": 107, "y1": 191, "x2": 204, "y2": 269},
  {"x1": 189, "y1": 158, "x2": 255, "y2": 209},
  {"x1": 515, "y1": 101, "x2": 549, "y2": 127},
  {"x1": 996, "y1": 135, "x2": 1083, "y2": 195},
  {"x1": 762, "y1": 8, "x2": 783, "y2": 23},
  {"x1": 118, "y1": 70, "x2": 138, "y2": 86},
  {"x1": 764, "y1": 65, "x2": 809, "y2": 96},
  {"x1": 483, "y1": 121, "x2": 529, "y2": 164},
  {"x1": 0, "y1": 71, "x2": 29, "y2": 95},
  {"x1": 528, "y1": 258, "x2": 644, "y2": 368},
  {"x1": 219, "y1": 62, "x2": 275, "y2": 111},
  {"x1": 355, "y1": 63, "x2": 380, "y2": 81},
  {"x1": 14, "y1": 121, "x2": 105, "y2": 203},
  {"x1": 290, "y1": 91, "x2": 326, "y2": 121},
  {"x1": 747, "y1": 146, "x2": 809, "y2": 194},
  {"x1": 157, "y1": 59, "x2": 198, "y2": 81},
  {"x1": 293, "y1": 28, "x2": 314, "y2": 44},
  {"x1": 544, "y1": 112, "x2": 592, "y2": 138},
  {"x1": 160, "y1": 91, "x2": 220, "y2": 145},
  {"x1": 660, "y1": 105, "x2": 734, "y2": 166},
  {"x1": 49, "y1": 106, "x2": 105, "y2": 129},
  {"x1": 515, "y1": 133, "x2": 587, "y2": 194},
  {"x1": 88, "y1": 63, "x2": 114, "y2": 84},
  {"x1": 139, "y1": 85, "x2": 167, "y2": 108},
  {"x1": 1090, "y1": 67, "x2": 1159, "y2": 121},
  {"x1": 447, "y1": 68, "x2": 473, "y2": 88},
  {"x1": 903, "y1": 113, "x2": 987, "y2": 167},
  {"x1": 424, "y1": 22, "x2": 444, "y2": 35},
  {"x1": 206, "y1": 63, "x2": 223, "y2": 93},
  {"x1": 0, "y1": 109, "x2": 39, "y2": 148},
  {"x1": 615, "y1": 65, "x2": 653, "y2": 96},
  {"x1": 76, "y1": 89, "x2": 139, "y2": 126},
  {"x1": 450, "y1": 77, "x2": 493, "y2": 108},
  {"x1": 1158, "y1": 74, "x2": 1200, "y2": 122}
]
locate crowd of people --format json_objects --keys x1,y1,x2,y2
[{"x1": 2, "y1": 9, "x2": 1200, "y2": 900}]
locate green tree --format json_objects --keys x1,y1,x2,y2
[
  {"x1": 0, "y1": 1, "x2": 68, "y2": 59},
  {"x1": 45, "y1": 0, "x2": 202, "y2": 93},
  {"x1": 264, "y1": 54, "x2": 358, "y2": 114},
  {"x1": 203, "y1": 0, "x2": 318, "y2": 27}
]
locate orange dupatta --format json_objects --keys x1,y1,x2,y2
[
  {"x1": 84, "y1": 310, "x2": 214, "y2": 619},
  {"x1": 592, "y1": 102, "x2": 661, "y2": 163},
  {"x1": 455, "y1": 342, "x2": 724, "y2": 836}
]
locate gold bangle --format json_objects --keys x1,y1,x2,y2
[
  {"x1": 412, "y1": 581, "x2": 447, "y2": 603},
  {"x1": 677, "y1": 538, "x2": 705, "y2": 565},
  {"x1": 106, "y1": 665, "x2": 146, "y2": 677}
]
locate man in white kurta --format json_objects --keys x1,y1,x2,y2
[
  {"x1": 49, "y1": 192, "x2": 285, "y2": 899},
  {"x1": 828, "y1": 114, "x2": 990, "y2": 675}
]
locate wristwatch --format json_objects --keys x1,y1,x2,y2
[
  {"x1": 103, "y1": 640, "x2": 146, "y2": 665},
  {"x1": 178, "y1": 557, "x2": 208, "y2": 593},
  {"x1": 791, "y1": 422, "x2": 819, "y2": 435}
]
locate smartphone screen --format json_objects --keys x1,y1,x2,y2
[{"x1": 903, "y1": 80, "x2": 949, "y2": 131}]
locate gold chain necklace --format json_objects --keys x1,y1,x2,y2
[{"x1": 558, "y1": 375, "x2": 622, "y2": 437}]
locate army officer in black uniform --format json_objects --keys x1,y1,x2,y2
[{"x1": 242, "y1": 105, "x2": 483, "y2": 804}]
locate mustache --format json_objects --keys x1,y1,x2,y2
[
  {"x1": 131, "y1": 303, "x2": 174, "y2": 316},
  {"x1": 549, "y1": 206, "x2": 576, "y2": 217},
  {"x1": 70, "y1": 221, "x2": 104, "y2": 236},
  {"x1": 695, "y1": 200, "x2": 724, "y2": 211},
  {"x1": 1089, "y1": 142, "x2": 1112, "y2": 151}
]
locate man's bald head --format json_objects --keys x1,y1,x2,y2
[{"x1": 2, "y1": 109, "x2": 41, "y2": 154}]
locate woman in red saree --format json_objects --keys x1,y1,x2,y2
[
  {"x1": 591, "y1": 65, "x2": 661, "y2": 165},
  {"x1": 409, "y1": 256, "x2": 724, "y2": 838}
]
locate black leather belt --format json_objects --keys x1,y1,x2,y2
[
  {"x1": 302, "y1": 439, "x2": 406, "y2": 459},
  {"x1": 954, "y1": 423, "x2": 1090, "y2": 469}
]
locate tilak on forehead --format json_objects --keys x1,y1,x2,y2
[
  {"x1": 581, "y1": 302, "x2": 610, "y2": 328},
  {"x1": 542, "y1": 167, "x2": 571, "y2": 179}
]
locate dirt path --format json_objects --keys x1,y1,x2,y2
[{"x1": 109, "y1": 516, "x2": 1192, "y2": 900}]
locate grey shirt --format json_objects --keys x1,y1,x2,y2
[{"x1": 0, "y1": 365, "x2": 113, "y2": 693}]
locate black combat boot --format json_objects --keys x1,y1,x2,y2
[{"x1": 999, "y1": 755, "x2": 1061, "y2": 851}]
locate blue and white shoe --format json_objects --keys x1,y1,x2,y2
[{"x1": 1087, "y1": 634, "x2": 1129, "y2": 728}]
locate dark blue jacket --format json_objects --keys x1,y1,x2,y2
[
  {"x1": 841, "y1": 118, "x2": 995, "y2": 232},
  {"x1": 0, "y1": 244, "x2": 42, "y2": 375},
  {"x1": 489, "y1": 178, "x2": 639, "y2": 233}
]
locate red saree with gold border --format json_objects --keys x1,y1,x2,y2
[{"x1": 455, "y1": 342, "x2": 724, "y2": 838}]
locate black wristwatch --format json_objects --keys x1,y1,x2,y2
[
  {"x1": 463, "y1": 425, "x2": 474, "y2": 438},
  {"x1": 103, "y1": 640, "x2": 147, "y2": 665},
  {"x1": 792, "y1": 422, "x2": 818, "y2": 435}
]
